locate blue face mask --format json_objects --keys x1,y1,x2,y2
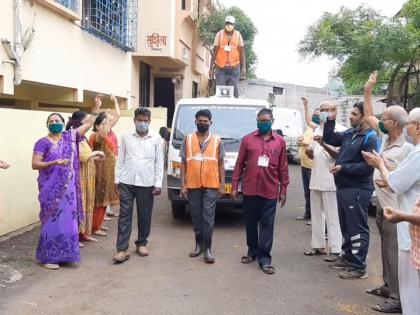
[
  {"x1": 320, "y1": 112, "x2": 329, "y2": 123},
  {"x1": 257, "y1": 121, "x2": 272, "y2": 134},
  {"x1": 48, "y1": 123, "x2": 63, "y2": 134},
  {"x1": 136, "y1": 121, "x2": 149, "y2": 132}
]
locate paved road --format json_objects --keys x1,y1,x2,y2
[{"x1": 0, "y1": 165, "x2": 386, "y2": 315}]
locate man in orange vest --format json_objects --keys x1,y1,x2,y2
[
  {"x1": 209, "y1": 15, "x2": 246, "y2": 98},
  {"x1": 180, "y1": 109, "x2": 225, "y2": 263}
]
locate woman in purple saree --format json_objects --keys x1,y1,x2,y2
[{"x1": 31, "y1": 95, "x2": 103, "y2": 270}]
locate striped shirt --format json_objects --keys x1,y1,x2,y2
[
  {"x1": 410, "y1": 198, "x2": 420, "y2": 269},
  {"x1": 115, "y1": 130, "x2": 164, "y2": 188}
]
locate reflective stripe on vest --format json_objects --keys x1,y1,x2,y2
[
  {"x1": 215, "y1": 30, "x2": 241, "y2": 68},
  {"x1": 185, "y1": 133, "x2": 220, "y2": 189}
]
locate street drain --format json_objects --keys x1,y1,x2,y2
[{"x1": 0, "y1": 264, "x2": 22, "y2": 286}]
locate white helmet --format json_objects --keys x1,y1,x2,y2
[{"x1": 225, "y1": 15, "x2": 236, "y2": 24}]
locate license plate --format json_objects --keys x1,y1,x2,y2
[{"x1": 224, "y1": 184, "x2": 232, "y2": 194}]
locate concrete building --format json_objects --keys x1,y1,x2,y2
[
  {"x1": 0, "y1": 0, "x2": 161, "y2": 237},
  {"x1": 131, "y1": 0, "x2": 217, "y2": 126}
]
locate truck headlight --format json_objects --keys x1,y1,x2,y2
[{"x1": 171, "y1": 161, "x2": 182, "y2": 178}]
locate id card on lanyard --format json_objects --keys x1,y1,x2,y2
[{"x1": 258, "y1": 155, "x2": 269, "y2": 167}]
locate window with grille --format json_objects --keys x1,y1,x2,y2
[
  {"x1": 55, "y1": 0, "x2": 79, "y2": 11},
  {"x1": 82, "y1": 0, "x2": 138, "y2": 51}
]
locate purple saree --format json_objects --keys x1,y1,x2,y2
[{"x1": 33, "y1": 130, "x2": 84, "y2": 264}]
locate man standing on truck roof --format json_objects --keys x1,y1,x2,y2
[
  {"x1": 180, "y1": 109, "x2": 226, "y2": 264},
  {"x1": 209, "y1": 15, "x2": 246, "y2": 98},
  {"x1": 232, "y1": 108, "x2": 289, "y2": 275}
]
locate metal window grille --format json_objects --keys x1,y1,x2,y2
[
  {"x1": 55, "y1": 0, "x2": 79, "y2": 11},
  {"x1": 82, "y1": 0, "x2": 138, "y2": 51}
]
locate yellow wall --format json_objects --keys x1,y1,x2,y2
[{"x1": 0, "y1": 107, "x2": 167, "y2": 237}]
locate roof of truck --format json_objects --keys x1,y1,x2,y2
[{"x1": 177, "y1": 97, "x2": 269, "y2": 106}]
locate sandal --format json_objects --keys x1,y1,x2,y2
[
  {"x1": 304, "y1": 248, "x2": 326, "y2": 256},
  {"x1": 100, "y1": 226, "x2": 109, "y2": 231},
  {"x1": 241, "y1": 255, "x2": 256, "y2": 264},
  {"x1": 372, "y1": 301, "x2": 401, "y2": 313},
  {"x1": 260, "y1": 264, "x2": 275, "y2": 275},
  {"x1": 93, "y1": 230, "x2": 107, "y2": 237},
  {"x1": 366, "y1": 287, "x2": 389, "y2": 298}
]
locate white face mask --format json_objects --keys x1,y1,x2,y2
[
  {"x1": 225, "y1": 24, "x2": 234, "y2": 32},
  {"x1": 320, "y1": 112, "x2": 329, "y2": 123}
]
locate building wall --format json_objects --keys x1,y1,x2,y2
[
  {"x1": 0, "y1": 107, "x2": 167, "y2": 237},
  {"x1": 0, "y1": 0, "x2": 132, "y2": 103}
]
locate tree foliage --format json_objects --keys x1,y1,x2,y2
[
  {"x1": 299, "y1": 1, "x2": 420, "y2": 108},
  {"x1": 199, "y1": 6, "x2": 258, "y2": 78}
]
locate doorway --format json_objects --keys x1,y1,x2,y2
[{"x1": 154, "y1": 77, "x2": 175, "y2": 127}]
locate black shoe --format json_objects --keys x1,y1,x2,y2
[
  {"x1": 324, "y1": 253, "x2": 340, "y2": 263},
  {"x1": 203, "y1": 237, "x2": 215, "y2": 263},
  {"x1": 372, "y1": 301, "x2": 402, "y2": 313},
  {"x1": 204, "y1": 248, "x2": 215, "y2": 263},
  {"x1": 189, "y1": 235, "x2": 203, "y2": 257},
  {"x1": 339, "y1": 268, "x2": 368, "y2": 280},
  {"x1": 329, "y1": 257, "x2": 349, "y2": 270}
]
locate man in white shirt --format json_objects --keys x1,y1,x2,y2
[
  {"x1": 304, "y1": 102, "x2": 344, "y2": 262},
  {"x1": 113, "y1": 108, "x2": 164, "y2": 263}
]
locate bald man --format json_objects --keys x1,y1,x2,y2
[{"x1": 363, "y1": 72, "x2": 413, "y2": 313}]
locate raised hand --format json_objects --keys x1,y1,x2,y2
[
  {"x1": 301, "y1": 97, "x2": 308, "y2": 107},
  {"x1": 364, "y1": 71, "x2": 378, "y2": 92}
]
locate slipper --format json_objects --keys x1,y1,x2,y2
[
  {"x1": 304, "y1": 248, "x2": 326, "y2": 256},
  {"x1": 372, "y1": 301, "x2": 401, "y2": 313},
  {"x1": 241, "y1": 255, "x2": 256, "y2": 264},
  {"x1": 93, "y1": 230, "x2": 107, "y2": 237},
  {"x1": 260, "y1": 264, "x2": 275, "y2": 275},
  {"x1": 103, "y1": 216, "x2": 111, "y2": 221},
  {"x1": 366, "y1": 287, "x2": 389, "y2": 298},
  {"x1": 100, "y1": 226, "x2": 109, "y2": 231}
]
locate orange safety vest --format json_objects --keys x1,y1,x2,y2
[
  {"x1": 185, "y1": 133, "x2": 221, "y2": 189},
  {"x1": 215, "y1": 30, "x2": 241, "y2": 68}
]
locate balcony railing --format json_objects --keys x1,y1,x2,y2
[{"x1": 55, "y1": 0, "x2": 79, "y2": 12}]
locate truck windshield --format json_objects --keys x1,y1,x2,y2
[{"x1": 173, "y1": 105, "x2": 265, "y2": 142}]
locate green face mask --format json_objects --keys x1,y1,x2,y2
[
  {"x1": 312, "y1": 115, "x2": 320, "y2": 125},
  {"x1": 257, "y1": 121, "x2": 272, "y2": 134},
  {"x1": 378, "y1": 121, "x2": 389, "y2": 135},
  {"x1": 48, "y1": 123, "x2": 64, "y2": 134}
]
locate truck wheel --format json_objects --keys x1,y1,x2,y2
[{"x1": 172, "y1": 202, "x2": 186, "y2": 219}]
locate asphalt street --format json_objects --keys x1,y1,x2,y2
[{"x1": 0, "y1": 165, "x2": 386, "y2": 315}]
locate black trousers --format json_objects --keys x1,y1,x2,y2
[
  {"x1": 336, "y1": 188, "x2": 372, "y2": 270},
  {"x1": 116, "y1": 183, "x2": 154, "y2": 252},
  {"x1": 187, "y1": 188, "x2": 218, "y2": 245},
  {"x1": 243, "y1": 195, "x2": 277, "y2": 266},
  {"x1": 301, "y1": 167, "x2": 312, "y2": 218}
]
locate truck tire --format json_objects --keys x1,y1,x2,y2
[{"x1": 172, "y1": 202, "x2": 186, "y2": 219}]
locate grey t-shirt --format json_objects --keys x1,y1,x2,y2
[{"x1": 179, "y1": 134, "x2": 225, "y2": 160}]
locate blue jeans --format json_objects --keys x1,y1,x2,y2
[
  {"x1": 215, "y1": 66, "x2": 240, "y2": 98},
  {"x1": 336, "y1": 188, "x2": 372, "y2": 270}
]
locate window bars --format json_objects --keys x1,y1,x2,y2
[
  {"x1": 55, "y1": 0, "x2": 79, "y2": 12},
  {"x1": 82, "y1": 0, "x2": 138, "y2": 52}
]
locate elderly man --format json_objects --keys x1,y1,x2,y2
[
  {"x1": 362, "y1": 72, "x2": 413, "y2": 313},
  {"x1": 363, "y1": 107, "x2": 420, "y2": 315},
  {"x1": 323, "y1": 101, "x2": 378, "y2": 280},
  {"x1": 303, "y1": 101, "x2": 344, "y2": 262},
  {"x1": 209, "y1": 15, "x2": 246, "y2": 98}
]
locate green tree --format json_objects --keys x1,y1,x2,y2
[
  {"x1": 298, "y1": 1, "x2": 420, "y2": 108},
  {"x1": 199, "y1": 6, "x2": 258, "y2": 78}
]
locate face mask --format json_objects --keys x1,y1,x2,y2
[
  {"x1": 378, "y1": 121, "x2": 389, "y2": 135},
  {"x1": 196, "y1": 123, "x2": 210, "y2": 133},
  {"x1": 225, "y1": 24, "x2": 234, "y2": 32},
  {"x1": 312, "y1": 115, "x2": 320, "y2": 125},
  {"x1": 136, "y1": 121, "x2": 149, "y2": 132},
  {"x1": 257, "y1": 121, "x2": 272, "y2": 134},
  {"x1": 320, "y1": 112, "x2": 329, "y2": 123},
  {"x1": 48, "y1": 123, "x2": 63, "y2": 134}
]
